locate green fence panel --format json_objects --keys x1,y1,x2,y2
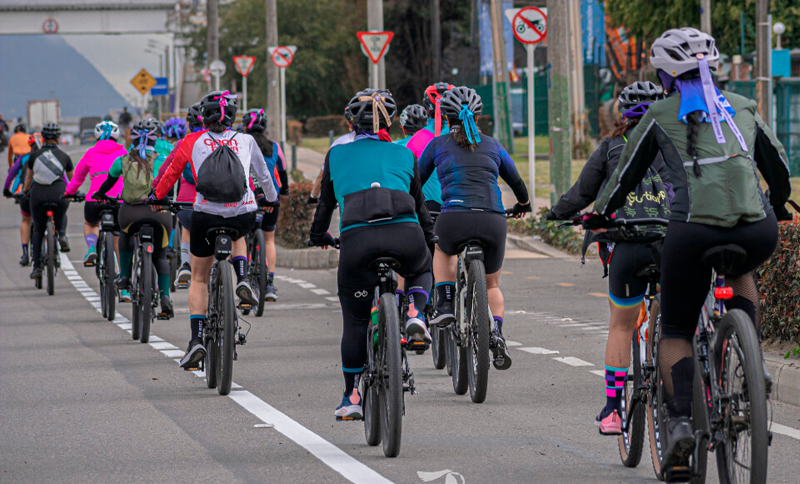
[
  {"x1": 776, "y1": 79, "x2": 800, "y2": 175},
  {"x1": 584, "y1": 64, "x2": 600, "y2": 137},
  {"x1": 727, "y1": 80, "x2": 757, "y2": 100}
]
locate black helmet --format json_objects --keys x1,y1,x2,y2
[
  {"x1": 14, "y1": 123, "x2": 26, "y2": 133},
  {"x1": 131, "y1": 118, "x2": 160, "y2": 146},
  {"x1": 346, "y1": 88, "x2": 397, "y2": 131},
  {"x1": 440, "y1": 87, "x2": 483, "y2": 119},
  {"x1": 618, "y1": 81, "x2": 665, "y2": 113},
  {"x1": 153, "y1": 119, "x2": 166, "y2": 138},
  {"x1": 422, "y1": 82, "x2": 455, "y2": 118},
  {"x1": 186, "y1": 103, "x2": 204, "y2": 130},
  {"x1": 243, "y1": 109, "x2": 266, "y2": 133},
  {"x1": 41, "y1": 123, "x2": 61, "y2": 140},
  {"x1": 200, "y1": 90, "x2": 238, "y2": 126},
  {"x1": 399, "y1": 104, "x2": 428, "y2": 133}
]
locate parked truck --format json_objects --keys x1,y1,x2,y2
[{"x1": 27, "y1": 99, "x2": 61, "y2": 131}]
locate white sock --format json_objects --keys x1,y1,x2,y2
[{"x1": 181, "y1": 242, "x2": 190, "y2": 266}]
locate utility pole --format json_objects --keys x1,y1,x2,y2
[
  {"x1": 265, "y1": 0, "x2": 280, "y2": 141},
  {"x1": 206, "y1": 0, "x2": 219, "y2": 65},
  {"x1": 569, "y1": 0, "x2": 585, "y2": 152},
  {"x1": 700, "y1": 0, "x2": 711, "y2": 34},
  {"x1": 546, "y1": 0, "x2": 572, "y2": 204},
  {"x1": 755, "y1": 0, "x2": 771, "y2": 126},
  {"x1": 432, "y1": 0, "x2": 441, "y2": 80},
  {"x1": 489, "y1": 0, "x2": 512, "y2": 150},
  {"x1": 367, "y1": 0, "x2": 386, "y2": 89}
]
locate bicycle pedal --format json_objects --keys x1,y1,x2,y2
[
  {"x1": 184, "y1": 366, "x2": 200, "y2": 372},
  {"x1": 664, "y1": 466, "x2": 691, "y2": 483},
  {"x1": 335, "y1": 415, "x2": 364, "y2": 422},
  {"x1": 156, "y1": 315, "x2": 171, "y2": 320},
  {"x1": 177, "y1": 282, "x2": 190, "y2": 289}
]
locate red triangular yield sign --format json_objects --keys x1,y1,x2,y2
[
  {"x1": 357, "y1": 31, "x2": 394, "y2": 64},
  {"x1": 233, "y1": 55, "x2": 256, "y2": 77}
]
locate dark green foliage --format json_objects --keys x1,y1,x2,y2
[
  {"x1": 276, "y1": 182, "x2": 315, "y2": 249},
  {"x1": 758, "y1": 217, "x2": 800, "y2": 344},
  {"x1": 304, "y1": 115, "x2": 351, "y2": 138},
  {"x1": 507, "y1": 208, "x2": 584, "y2": 255}
]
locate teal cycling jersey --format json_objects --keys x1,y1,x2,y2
[{"x1": 394, "y1": 134, "x2": 413, "y2": 147}]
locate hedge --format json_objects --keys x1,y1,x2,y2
[
  {"x1": 304, "y1": 115, "x2": 351, "y2": 138},
  {"x1": 276, "y1": 182, "x2": 315, "y2": 249},
  {"x1": 758, "y1": 216, "x2": 800, "y2": 344},
  {"x1": 507, "y1": 207, "x2": 584, "y2": 255}
]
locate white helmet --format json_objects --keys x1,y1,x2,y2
[
  {"x1": 94, "y1": 120, "x2": 120, "y2": 141},
  {"x1": 650, "y1": 27, "x2": 719, "y2": 77}
]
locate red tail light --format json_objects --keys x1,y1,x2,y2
[
  {"x1": 400, "y1": 338, "x2": 407, "y2": 345},
  {"x1": 714, "y1": 287, "x2": 734, "y2": 300}
]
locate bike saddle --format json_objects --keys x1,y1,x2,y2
[
  {"x1": 206, "y1": 226, "x2": 241, "y2": 240},
  {"x1": 634, "y1": 264, "x2": 660, "y2": 279},
  {"x1": 700, "y1": 244, "x2": 748, "y2": 275},
  {"x1": 369, "y1": 257, "x2": 401, "y2": 271},
  {"x1": 457, "y1": 239, "x2": 485, "y2": 252}
]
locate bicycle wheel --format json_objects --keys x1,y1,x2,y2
[
  {"x1": 34, "y1": 239, "x2": 43, "y2": 290},
  {"x1": 139, "y1": 250, "x2": 153, "y2": 344},
  {"x1": 104, "y1": 232, "x2": 116, "y2": 322},
  {"x1": 450, "y1": 321, "x2": 469, "y2": 395},
  {"x1": 646, "y1": 296, "x2": 668, "y2": 481},
  {"x1": 99, "y1": 241, "x2": 108, "y2": 319},
  {"x1": 216, "y1": 261, "x2": 237, "y2": 396},
  {"x1": 714, "y1": 309, "x2": 768, "y2": 484},
  {"x1": 429, "y1": 290, "x2": 446, "y2": 370},
  {"x1": 170, "y1": 225, "x2": 180, "y2": 293},
  {"x1": 364, "y1": 325, "x2": 381, "y2": 447},
  {"x1": 619, "y1": 329, "x2": 645, "y2": 467},
  {"x1": 466, "y1": 260, "x2": 490, "y2": 403},
  {"x1": 253, "y1": 230, "x2": 268, "y2": 317},
  {"x1": 378, "y1": 292, "x2": 403, "y2": 457},
  {"x1": 691, "y1": 356, "x2": 709, "y2": 484},
  {"x1": 46, "y1": 223, "x2": 55, "y2": 296},
  {"x1": 444, "y1": 322, "x2": 454, "y2": 376}
]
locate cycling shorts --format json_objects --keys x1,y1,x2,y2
[
  {"x1": 606, "y1": 242, "x2": 655, "y2": 308},
  {"x1": 118, "y1": 204, "x2": 172, "y2": 249},
  {"x1": 20, "y1": 194, "x2": 31, "y2": 216},
  {"x1": 260, "y1": 205, "x2": 279, "y2": 232},
  {"x1": 435, "y1": 211, "x2": 506, "y2": 274},
  {"x1": 176, "y1": 207, "x2": 193, "y2": 231},
  {"x1": 84, "y1": 201, "x2": 120, "y2": 227},
  {"x1": 190, "y1": 211, "x2": 256, "y2": 258}
]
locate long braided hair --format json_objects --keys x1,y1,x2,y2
[{"x1": 685, "y1": 111, "x2": 702, "y2": 176}]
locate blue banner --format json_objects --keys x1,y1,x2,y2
[
  {"x1": 479, "y1": 0, "x2": 515, "y2": 78},
  {"x1": 581, "y1": 0, "x2": 606, "y2": 66},
  {"x1": 151, "y1": 77, "x2": 168, "y2": 95}
]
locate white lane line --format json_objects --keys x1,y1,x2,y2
[
  {"x1": 518, "y1": 347, "x2": 559, "y2": 355},
  {"x1": 310, "y1": 288, "x2": 331, "y2": 295},
  {"x1": 589, "y1": 370, "x2": 606, "y2": 377},
  {"x1": 552, "y1": 356, "x2": 594, "y2": 367},
  {"x1": 560, "y1": 323, "x2": 593, "y2": 328},
  {"x1": 59, "y1": 252, "x2": 398, "y2": 483},
  {"x1": 229, "y1": 391, "x2": 393, "y2": 484},
  {"x1": 772, "y1": 423, "x2": 800, "y2": 441},
  {"x1": 299, "y1": 283, "x2": 317, "y2": 289},
  {"x1": 325, "y1": 296, "x2": 340, "y2": 302},
  {"x1": 505, "y1": 340, "x2": 522, "y2": 347}
]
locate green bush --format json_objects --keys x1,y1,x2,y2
[
  {"x1": 507, "y1": 207, "x2": 584, "y2": 255},
  {"x1": 276, "y1": 182, "x2": 315, "y2": 249},
  {"x1": 758, "y1": 217, "x2": 800, "y2": 344}
]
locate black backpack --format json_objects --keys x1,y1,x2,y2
[{"x1": 195, "y1": 133, "x2": 247, "y2": 203}]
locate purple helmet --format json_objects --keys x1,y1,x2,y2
[{"x1": 164, "y1": 117, "x2": 187, "y2": 139}]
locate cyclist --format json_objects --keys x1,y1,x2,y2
[
  {"x1": 4, "y1": 133, "x2": 43, "y2": 266},
  {"x1": 594, "y1": 27, "x2": 792, "y2": 472},
  {"x1": 547, "y1": 81, "x2": 670, "y2": 435},
  {"x1": 394, "y1": 104, "x2": 427, "y2": 147},
  {"x1": 309, "y1": 88, "x2": 435, "y2": 420},
  {"x1": 64, "y1": 121, "x2": 127, "y2": 267},
  {"x1": 8, "y1": 123, "x2": 30, "y2": 169},
  {"x1": 242, "y1": 108, "x2": 290, "y2": 301},
  {"x1": 153, "y1": 104, "x2": 205, "y2": 285},
  {"x1": 21, "y1": 123, "x2": 74, "y2": 280},
  {"x1": 92, "y1": 118, "x2": 174, "y2": 318},
  {"x1": 153, "y1": 90, "x2": 278, "y2": 370},
  {"x1": 163, "y1": 117, "x2": 187, "y2": 142},
  {"x1": 418, "y1": 86, "x2": 531, "y2": 368}
]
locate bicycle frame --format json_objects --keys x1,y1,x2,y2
[{"x1": 455, "y1": 244, "x2": 486, "y2": 346}]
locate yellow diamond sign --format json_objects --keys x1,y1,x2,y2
[{"x1": 130, "y1": 68, "x2": 157, "y2": 95}]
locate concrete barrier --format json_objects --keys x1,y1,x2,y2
[{"x1": 276, "y1": 245, "x2": 338, "y2": 269}]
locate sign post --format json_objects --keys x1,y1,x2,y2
[
  {"x1": 209, "y1": 59, "x2": 226, "y2": 91},
  {"x1": 507, "y1": 6, "x2": 547, "y2": 211},
  {"x1": 268, "y1": 46, "x2": 296, "y2": 147},
  {"x1": 233, "y1": 55, "x2": 256, "y2": 112},
  {"x1": 357, "y1": 31, "x2": 394, "y2": 89},
  {"x1": 130, "y1": 68, "x2": 157, "y2": 117}
]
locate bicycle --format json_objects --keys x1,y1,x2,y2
[
  {"x1": 242, "y1": 207, "x2": 269, "y2": 317},
  {"x1": 33, "y1": 200, "x2": 64, "y2": 295},
  {"x1": 169, "y1": 214, "x2": 181, "y2": 292},
  {"x1": 443, "y1": 212, "x2": 515, "y2": 404},
  {"x1": 308, "y1": 237, "x2": 426, "y2": 458},
  {"x1": 426, "y1": 210, "x2": 447, "y2": 371}
]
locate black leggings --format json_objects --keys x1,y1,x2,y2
[
  {"x1": 660, "y1": 213, "x2": 778, "y2": 340},
  {"x1": 30, "y1": 182, "x2": 69, "y2": 267},
  {"x1": 338, "y1": 223, "x2": 432, "y2": 373}
]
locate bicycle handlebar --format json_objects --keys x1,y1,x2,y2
[{"x1": 307, "y1": 237, "x2": 340, "y2": 249}]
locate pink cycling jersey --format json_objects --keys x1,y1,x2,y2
[{"x1": 65, "y1": 140, "x2": 127, "y2": 201}]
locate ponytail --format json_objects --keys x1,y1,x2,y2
[{"x1": 685, "y1": 111, "x2": 702, "y2": 177}]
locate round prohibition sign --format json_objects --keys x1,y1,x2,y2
[
  {"x1": 271, "y1": 46, "x2": 294, "y2": 68},
  {"x1": 513, "y1": 7, "x2": 547, "y2": 45}
]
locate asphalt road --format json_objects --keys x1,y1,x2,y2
[{"x1": 2, "y1": 184, "x2": 800, "y2": 483}]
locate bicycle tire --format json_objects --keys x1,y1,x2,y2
[
  {"x1": 714, "y1": 309, "x2": 768, "y2": 484},
  {"x1": 46, "y1": 223, "x2": 55, "y2": 296},
  {"x1": 619, "y1": 329, "x2": 645, "y2": 467},
  {"x1": 254, "y1": 230, "x2": 268, "y2": 317},
  {"x1": 466, "y1": 260, "x2": 490, "y2": 403},
  {"x1": 444, "y1": 322, "x2": 454, "y2": 376},
  {"x1": 99, "y1": 240, "x2": 108, "y2": 319},
  {"x1": 450, "y1": 323, "x2": 468, "y2": 395},
  {"x1": 170, "y1": 224, "x2": 180, "y2": 293},
  {"x1": 34, "y1": 239, "x2": 42, "y2": 289},
  {"x1": 364, "y1": 326, "x2": 381, "y2": 446},
  {"x1": 429, "y1": 290, "x2": 446, "y2": 370},
  {"x1": 139, "y1": 250, "x2": 153, "y2": 344},
  {"x1": 104, "y1": 232, "x2": 117, "y2": 321},
  {"x1": 646, "y1": 296, "x2": 668, "y2": 481},
  {"x1": 378, "y1": 292, "x2": 403, "y2": 457},
  {"x1": 691, "y1": 356, "x2": 709, "y2": 484},
  {"x1": 217, "y1": 261, "x2": 236, "y2": 395},
  {"x1": 205, "y1": 332, "x2": 219, "y2": 389}
]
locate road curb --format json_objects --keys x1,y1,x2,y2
[
  {"x1": 765, "y1": 353, "x2": 800, "y2": 407},
  {"x1": 507, "y1": 234, "x2": 576, "y2": 258},
  {"x1": 276, "y1": 245, "x2": 338, "y2": 269}
]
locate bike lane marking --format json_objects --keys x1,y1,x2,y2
[{"x1": 59, "y1": 253, "x2": 396, "y2": 484}]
